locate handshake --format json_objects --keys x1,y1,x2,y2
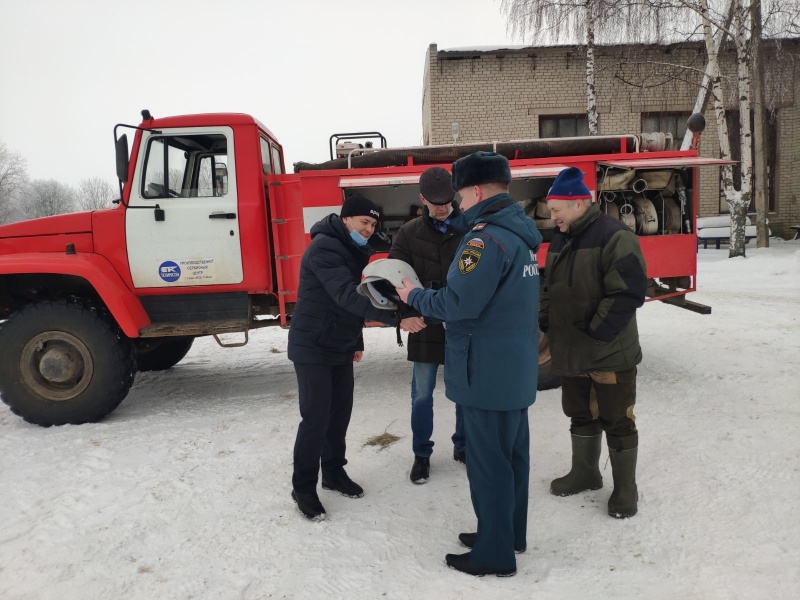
[{"x1": 399, "y1": 316, "x2": 426, "y2": 334}]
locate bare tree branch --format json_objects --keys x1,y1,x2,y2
[
  {"x1": 78, "y1": 177, "x2": 116, "y2": 211},
  {"x1": 0, "y1": 142, "x2": 29, "y2": 225}
]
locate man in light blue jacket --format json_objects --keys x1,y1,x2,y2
[{"x1": 397, "y1": 152, "x2": 542, "y2": 577}]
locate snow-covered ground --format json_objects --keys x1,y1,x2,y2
[{"x1": 1, "y1": 242, "x2": 799, "y2": 600}]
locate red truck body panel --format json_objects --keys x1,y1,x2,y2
[{"x1": 267, "y1": 152, "x2": 709, "y2": 315}]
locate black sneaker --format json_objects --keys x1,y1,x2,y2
[
  {"x1": 445, "y1": 552, "x2": 516, "y2": 577},
  {"x1": 453, "y1": 448, "x2": 466, "y2": 464},
  {"x1": 410, "y1": 456, "x2": 430, "y2": 484},
  {"x1": 458, "y1": 532, "x2": 526, "y2": 554},
  {"x1": 321, "y1": 471, "x2": 364, "y2": 498},
  {"x1": 291, "y1": 490, "x2": 326, "y2": 521}
]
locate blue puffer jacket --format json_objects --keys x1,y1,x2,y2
[
  {"x1": 288, "y1": 214, "x2": 399, "y2": 365},
  {"x1": 408, "y1": 194, "x2": 542, "y2": 410}
]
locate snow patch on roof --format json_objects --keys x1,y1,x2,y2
[{"x1": 439, "y1": 44, "x2": 531, "y2": 52}]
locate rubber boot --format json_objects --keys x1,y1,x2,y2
[
  {"x1": 608, "y1": 447, "x2": 638, "y2": 518},
  {"x1": 550, "y1": 434, "x2": 603, "y2": 496}
]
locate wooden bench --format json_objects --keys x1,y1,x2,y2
[
  {"x1": 697, "y1": 233, "x2": 756, "y2": 249},
  {"x1": 696, "y1": 216, "x2": 767, "y2": 249}
]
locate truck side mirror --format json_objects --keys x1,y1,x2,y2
[
  {"x1": 116, "y1": 134, "x2": 129, "y2": 182},
  {"x1": 214, "y1": 162, "x2": 228, "y2": 195}
]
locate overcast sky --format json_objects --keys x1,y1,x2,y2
[{"x1": 0, "y1": 0, "x2": 519, "y2": 187}]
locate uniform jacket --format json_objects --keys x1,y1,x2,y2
[
  {"x1": 387, "y1": 205, "x2": 463, "y2": 365},
  {"x1": 288, "y1": 214, "x2": 399, "y2": 365},
  {"x1": 408, "y1": 194, "x2": 542, "y2": 411},
  {"x1": 539, "y1": 202, "x2": 646, "y2": 376}
]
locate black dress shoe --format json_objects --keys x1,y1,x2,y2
[
  {"x1": 410, "y1": 456, "x2": 430, "y2": 484},
  {"x1": 453, "y1": 448, "x2": 466, "y2": 464},
  {"x1": 445, "y1": 552, "x2": 516, "y2": 577},
  {"x1": 458, "y1": 532, "x2": 526, "y2": 554},
  {"x1": 291, "y1": 490, "x2": 326, "y2": 521},
  {"x1": 321, "y1": 471, "x2": 364, "y2": 498}
]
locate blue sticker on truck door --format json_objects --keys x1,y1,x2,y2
[
  {"x1": 158, "y1": 259, "x2": 217, "y2": 283},
  {"x1": 159, "y1": 261, "x2": 181, "y2": 282}
]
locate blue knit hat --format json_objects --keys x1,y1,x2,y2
[
  {"x1": 545, "y1": 167, "x2": 592, "y2": 201},
  {"x1": 451, "y1": 152, "x2": 512, "y2": 191}
]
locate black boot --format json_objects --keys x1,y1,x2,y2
[
  {"x1": 445, "y1": 552, "x2": 516, "y2": 577},
  {"x1": 453, "y1": 448, "x2": 466, "y2": 464},
  {"x1": 458, "y1": 532, "x2": 526, "y2": 554},
  {"x1": 321, "y1": 470, "x2": 364, "y2": 498},
  {"x1": 410, "y1": 456, "x2": 430, "y2": 484},
  {"x1": 291, "y1": 490, "x2": 326, "y2": 521},
  {"x1": 550, "y1": 434, "x2": 603, "y2": 496},
  {"x1": 608, "y1": 447, "x2": 638, "y2": 518}
]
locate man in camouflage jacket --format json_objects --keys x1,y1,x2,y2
[{"x1": 540, "y1": 166, "x2": 646, "y2": 519}]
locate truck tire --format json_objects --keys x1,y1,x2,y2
[
  {"x1": 537, "y1": 329, "x2": 561, "y2": 391},
  {"x1": 0, "y1": 300, "x2": 136, "y2": 426},
  {"x1": 135, "y1": 337, "x2": 195, "y2": 372}
]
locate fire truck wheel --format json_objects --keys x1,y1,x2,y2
[
  {"x1": 135, "y1": 337, "x2": 195, "y2": 372},
  {"x1": 0, "y1": 300, "x2": 136, "y2": 427},
  {"x1": 537, "y1": 328, "x2": 561, "y2": 391}
]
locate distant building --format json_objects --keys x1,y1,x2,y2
[{"x1": 422, "y1": 40, "x2": 800, "y2": 236}]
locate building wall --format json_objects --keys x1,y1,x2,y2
[{"x1": 422, "y1": 41, "x2": 800, "y2": 236}]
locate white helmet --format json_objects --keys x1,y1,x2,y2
[{"x1": 357, "y1": 258, "x2": 422, "y2": 310}]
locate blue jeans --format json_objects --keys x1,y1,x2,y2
[{"x1": 411, "y1": 361, "x2": 465, "y2": 458}]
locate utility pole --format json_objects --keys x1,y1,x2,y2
[{"x1": 751, "y1": 0, "x2": 769, "y2": 247}]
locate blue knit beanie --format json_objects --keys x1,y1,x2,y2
[
  {"x1": 545, "y1": 167, "x2": 592, "y2": 201},
  {"x1": 451, "y1": 152, "x2": 512, "y2": 191}
]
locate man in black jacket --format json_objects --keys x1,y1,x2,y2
[
  {"x1": 388, "y1": 167, "x2": 465, "y2": 484},
  {"x1": 288, "y1": 194, "x2": 422, "y2": 520}
]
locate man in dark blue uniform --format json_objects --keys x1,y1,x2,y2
[{"x1": 396, "y1": 152, "x2": 542, "y2": 577}]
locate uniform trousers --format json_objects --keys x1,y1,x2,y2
[
  {"x1": 462, "y1": 405, "x2": 530, "y2": 570},
  {"x1": 560, "y1": 366, "x2": 638, "y2": 450},
  {"x1": 292, "y1": 362, "x2": 354, "y2": 493}
]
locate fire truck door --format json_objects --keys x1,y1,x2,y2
[{"x1": 125, "y1": 127, "x2": 244, "y2": 288}]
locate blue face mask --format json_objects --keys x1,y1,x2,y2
[{"x1": 349, "y1": 229, "x2": 369, "y2": 246}]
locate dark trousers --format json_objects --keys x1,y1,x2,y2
[
  {"x1": 462, "y1": 406, "x2": 529, "y2": 570},
  {"x1": 292, "y1": 362, "x2": 354, "y2": 493},
  {"x1": 561, "y1": 367, "x2": 638, "y2": 451}
]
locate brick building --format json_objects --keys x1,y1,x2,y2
[{"x1": 421, "y1": 40, "x2": 800, "y2": 237}]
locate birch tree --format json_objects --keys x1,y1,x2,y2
[
  {"x1": 502, "y1": 1, "x2": 663, "y2": 135},
  {"x1": 665, "y1": 0, "x2": 763, "y2": 257},
  {"x1": 504, "y1": 0, "x2": 798, "y2": 257}
]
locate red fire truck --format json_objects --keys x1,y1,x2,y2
[{"x1": 0, "y1": 110, "x2": 731, "y2": 426}]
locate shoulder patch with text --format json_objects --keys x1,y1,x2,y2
[
  {"x1": 466, "y1": 237, "x2": 485, "y2": 249},
  {"x1": 471, "y1": 222, "x2": 487, "y2": 231},
  {"x1": 459, "y1": 248, "x2": 482, "y2": 274}
]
